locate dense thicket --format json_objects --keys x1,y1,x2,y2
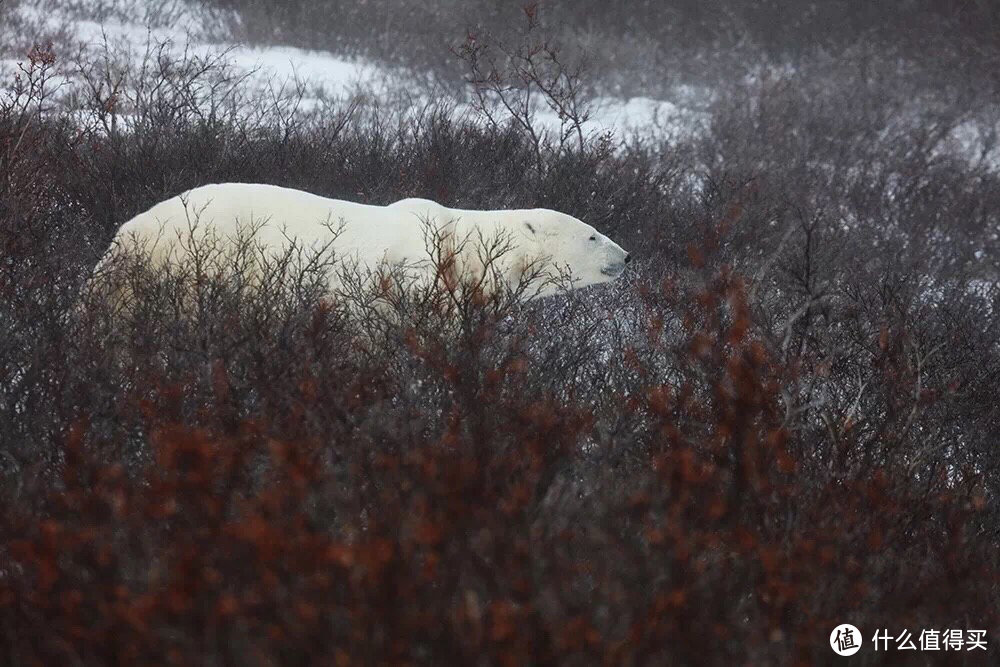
[{"x1": 0, "y1": 14, "x2": 998, "y2": 663}]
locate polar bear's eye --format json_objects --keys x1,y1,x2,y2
[{"x1": 589, "y1": 235, "x2": 597, "y2": 241}]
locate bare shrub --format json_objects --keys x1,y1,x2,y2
[{"x1": 453, "y1": 5, "x2": 594, "y2": 171}]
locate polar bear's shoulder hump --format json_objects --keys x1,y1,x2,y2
[
  {"x1": 388, "y1": 197, "x2": 448, "y2": 213},
  {"x1": 386, "y1": 197, "x2": 456, "y2": 226},
  {"x1": 389, "y1": 197, "x2": 438, "y2": 207}
]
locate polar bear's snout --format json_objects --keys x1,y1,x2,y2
[{"x1": 599, "y1": 237, "x2": 631, "y2": 278}]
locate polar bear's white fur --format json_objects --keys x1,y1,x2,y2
[{"x1": 97, "y1": 183, "x2": 630, "y2": 300}]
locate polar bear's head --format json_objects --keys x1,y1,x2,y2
[{"x1": 519, "y1": 209, "x2": 630, "y2": 291}]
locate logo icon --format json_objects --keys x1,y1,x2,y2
[{"x1": 831, "y1": 624, "x2": 862, "y2": 656}]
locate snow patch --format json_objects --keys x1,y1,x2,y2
[{"x1": 2, "y1": 0, "x2": 711, "y2": 143}]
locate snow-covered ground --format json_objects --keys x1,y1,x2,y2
[
  {"x1": 1, "y1": 0, "x2": 707, "y2": 140},
  {"x1": 3, "y1": 1, "x2": 387, "y2": 103}
]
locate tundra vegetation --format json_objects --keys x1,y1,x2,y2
[{"x1": 1, "y1": 1, "x2": 998, "y2": 663}]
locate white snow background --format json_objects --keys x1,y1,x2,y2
[{"x1": 1, "y1": 0, "x2": 712, "y2": 141}]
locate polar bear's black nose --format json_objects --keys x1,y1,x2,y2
[{"x1": 624, "y1": 253, "x2": 631, "y2": 264}]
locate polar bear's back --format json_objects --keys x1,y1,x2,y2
[{"x1": 112, "y1": 183, "x2": 434, "y2": 269}]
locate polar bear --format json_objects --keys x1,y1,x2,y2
[{"x1": 94, "y1": 183, "x2": 630, "y2": 302}]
